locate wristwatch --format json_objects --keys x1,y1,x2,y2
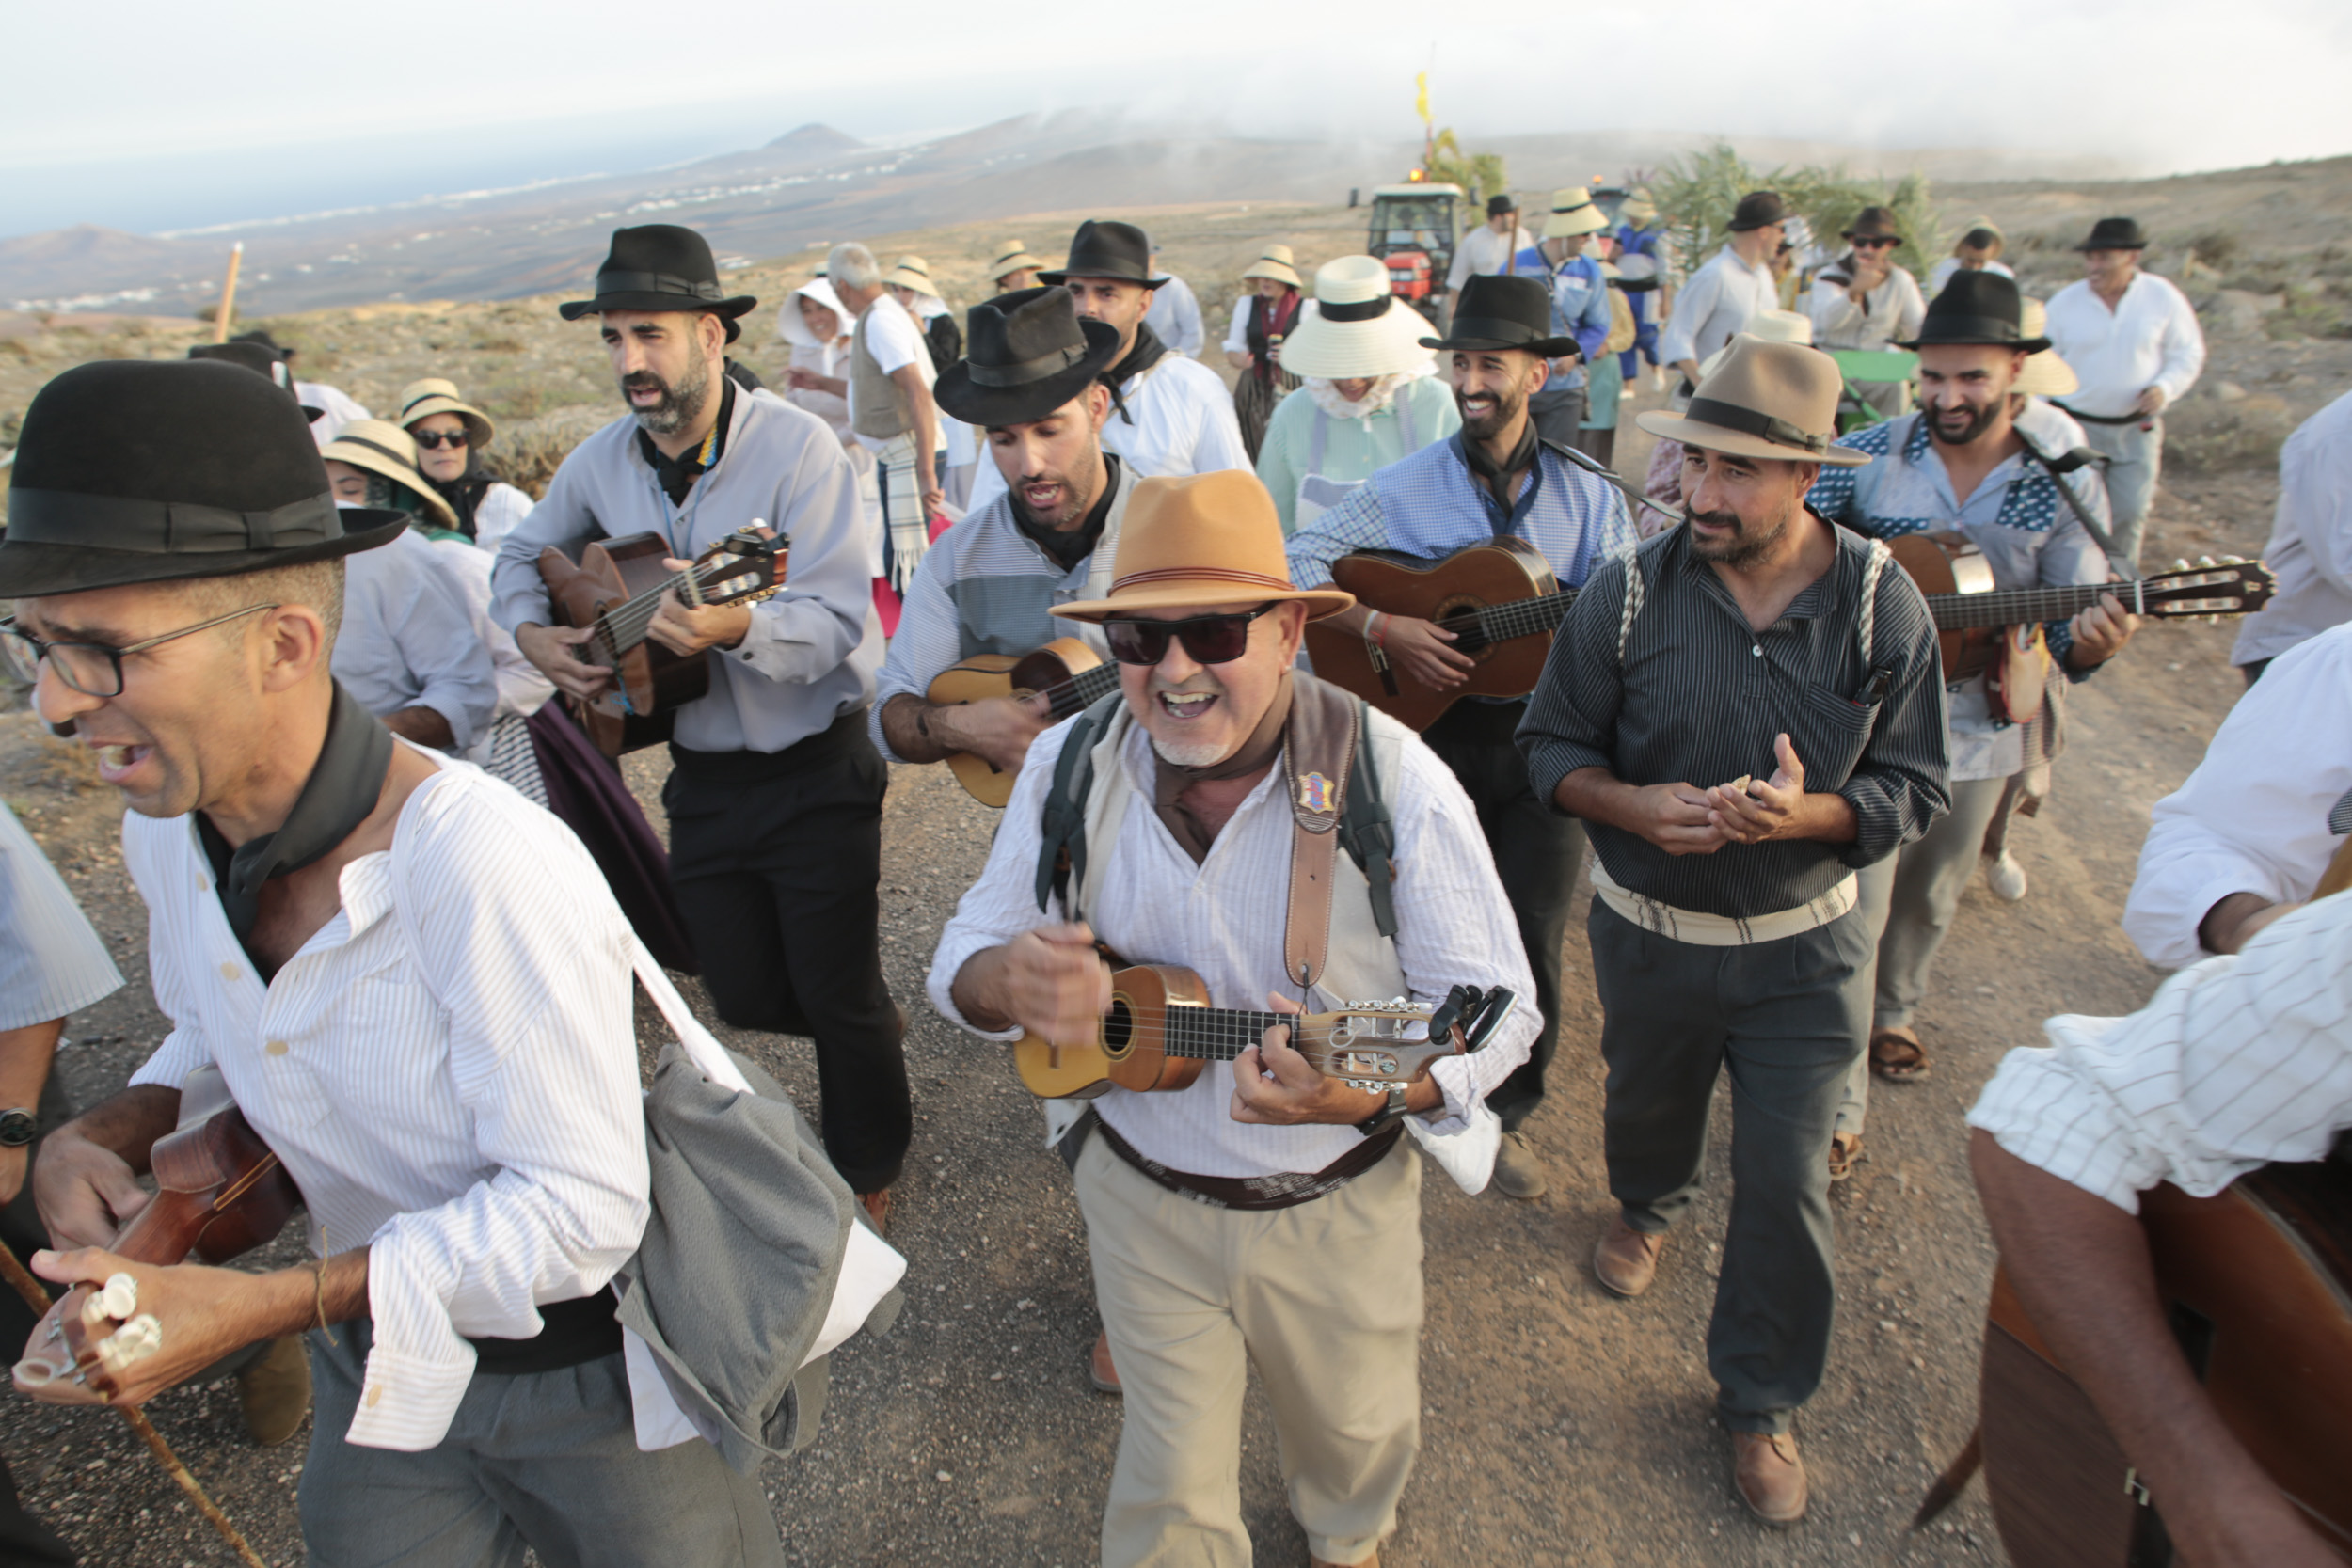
[
  {"x1": 1356, "y1": 1085, "x2": 1410, "y2": 1136},
  {"x1": 0, "y1": 1108, "x2": 37, "y2": 1148}
]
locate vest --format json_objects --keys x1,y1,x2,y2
[{"x1": 850, "y1": 306, "x2": 914, "y2": 442}]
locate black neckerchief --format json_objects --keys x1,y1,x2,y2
[
  {"x1": 1458, "y1": 420, "x2": 1539, "y2": 509},
  {"x1": 635, "y1": 373, "x2": 736, "y2": 506},
  {"x1": 197, "y1": 683, "x2": 395, "y2": 973},
  {"x1": 1101, "y1": 324, "x2": 1171, "y2": 425},
  {"x1": 1011, "y1": 454, "x2": 1121, "y2": 572},
  {"x1": 426, "y1": 462, "x2": 492, "y2": 540}
]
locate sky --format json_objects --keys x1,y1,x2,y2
[{"x1": 5, "y1": 0, "x2": 2349, "y2": 237}]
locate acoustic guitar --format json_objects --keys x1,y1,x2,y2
[
  {"x1": 1979, "y1": 1159, "x2": 2352, "y2": 1565},
  {"x1": 1305, "y1": 537, "x2": 2277, "y2": 731},
  {"x1": 928, "y1": 637, "x2": 1121, "y2": 808},
  {"x1": 15, "y1": 1073, "x2": 301, "y2": 1395},
  {"x1": 536, "y1": 527, "x2": 787, "y2": 757},
  {"x1": 1014, "y1": 964, "x2": 1510, "y2": 1100}
]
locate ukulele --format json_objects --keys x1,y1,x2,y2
[
  {"x1": 1305, "y1": 537, "x2": 2277, "y2": 731},
  {"x1": 1013, "y1": 963, "x2": 1512, "y2": 1100},
  {"x1": 536, "y1": 527, "x2": 788, "y2": 757},
  {"x1": 928, "y1": 637, "x2": 1120, "y2": 808},
  {"x1": 1978, "y1": 1159, "x2": 2352, "y2": 1565},
  {"x1": 14, "y1": 1068, "x2": 301, "y2": 1397}
]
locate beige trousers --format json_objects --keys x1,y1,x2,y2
[{"x1": 1073, "y1": 1130, "x2": 1423, "y2": 1568}]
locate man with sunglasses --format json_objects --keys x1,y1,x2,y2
[
  {"x1": 930, "y1": 470, "x2": 1537, "y2": 1568},
  {"x1": 5, "y1": 356, "x2": 788, "y2": 1565},
  {"x1": 1806, "y1": 206, "x2": 1927, "y2": 417},
  {"x1": 1286, "y1": 272, "x2": 1636, "y2": 1201}
]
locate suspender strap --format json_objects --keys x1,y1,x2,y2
[{"x1": 1279, "y1": 680, "x2": 1361, "y2": 990}]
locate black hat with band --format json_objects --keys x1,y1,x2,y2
[
  {"x1": 2074, "y1": 216, "x2": 2149, "y2": 252},
  {"x1": 1898, "y1": 271, "x2": 2050, "y2": 354},
  {"x1": 559, "y1": 223, "x2": 758, "y2": 343},
  {"x1": 932, "y1": 287, "x2": 1121, "y2": 427},
  {"x1": 0, "y1": 359, "x2": 405, "y2": 598},
  {"x1": 1036, "y1": 220, "x2": 1168, "y2": 289},
  {"x1": 1418, "y1": 274, "x2": 1578, "y2": 356}
]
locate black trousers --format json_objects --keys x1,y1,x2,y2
[
  {"x1": 662, "y1": 714, "x2": 911, "y2": 1193},
  {"x1": 1423, "y1": 702, "x2": 1584, "y2": 1132}
]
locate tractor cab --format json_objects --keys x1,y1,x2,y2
[{"x1": 1365, "y1": 182, "x2": 1464, "y2": 323}]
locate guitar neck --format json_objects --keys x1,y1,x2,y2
[
  {"x1": 1929, "y1": 580, "x2": 2141, "y2": 631},
  {"x1": 1161, "y1": 1006, "x2": 1297, "y2": 1062},
  {"x1": 1443, "y1": 588, "x2": 1580, "y2": 646},
  {"x1": 598, "y1": 559, "x2": 747, "y2": 657},
  {"x1": 1048, "y1": 660, "x2": 1123, "y2": 721}
]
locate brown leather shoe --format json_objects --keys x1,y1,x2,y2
[
  {"x1": 857, "y1": 1189, "x2": 892, "y2": 1233},
  {"x1": 236, "y1": 1335, "x2": 312, "y2": 1448},
  {"x1": 1592, "y1": 1215, "x2": 1665, "y2": 1298},
  {"x1": 1088, "y1": 1329, "x2": 1122, "y2": 1395},
  {"x1": 1731, "y1": 1430, "x2": 1807, "y2": 1525}
]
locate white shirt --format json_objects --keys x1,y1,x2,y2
[
  {"x1": 963, "y1": 352, "x2": 1249, "y2": 514},
  {"x1": 125, "y1": 752, "x2": 652, "y2": 1449},
  {"x1": 1925, "y1": 257, "x2": 2014, "y2": 295},
  {"x1": 1807, "y1": 265, "x2": 1927, "y2": 354},
  {"x1": 0, "y1": 800, "x2": 123, "y2": 1032},
  {"x1": 300, "y1": 381, "x2": 372, "y2": 447},
  {"x1": 1446, "y1": 223, "x2": 1537, "y2": 291},
  {"x1": 1143, "y1": 273, "x2": 1205, "y2": 357},
  {"x1": 927, "y1": 705, "x2": 1539, "y2": 1183},
  {"x1": 424, "y1": 536, "x2": 555, "y2": 736},
  {"x1": 849, "y1": 295, "x2": 936, "y2": 455},
  {"x1": 2122, "y1": 621, "x2": 2352, "y2": 969},
  {"x1": 1657, "y1": 245, "x2": 1781, "y2": 375},
  {"x1": 1969, "y1": 891, "x2": 2352, "y2": 1213},
  {"x1": 2233, "y1": 390, "x2": 2352, "y2": 665},
  {"x1": 468, "y1": 483, "x2": 537, "y2": 560},
  {"x1": 2042, "y1": 271, "x2": 2207, "y2": 418},
  {"x1": 334, "y1": 526, "x2": 499, "y2": 752}
]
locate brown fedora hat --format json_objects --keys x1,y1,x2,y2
[
  {"x1": 1051, "y1": 472, "x2": 1354, "y2": 622},
  {"x1": 1636, "y1": 340, "x2": 1869, "y2": 467}
]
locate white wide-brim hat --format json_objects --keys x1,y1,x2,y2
[
  {"x1": 2011, "y1": 298, "x2": 2078, "y2": 398},
  {"x1": 1277, "y1": 255, "x2": 1438, "y2": 380},
  {"x1": 1697, "y1": 309, "x2": 1813, "y2": 380},
  {"x1": 778, "y1": 277, "x2": 850, "y2": 350}
]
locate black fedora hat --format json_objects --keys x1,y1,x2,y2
[
  {"x1": 1727, "y1": 190, "x2": 1788, "y2": 232},
  {"x1": 2074, "y1": 216, "x2": 2149, "y2": 252},
  {"x1": 230, "y1": 327, "x2": 290, "y2": 358},
  {"x1": 1841, "y1": 205, "x2": 1901, "y2": 242},
  {"x1": 1036, "y1": 220, "x2": 1166, "y2": 289},
  {"x1": 933, "y1": 288, "x2": 1120, "y2": 428},
  {"x1": 559, "y1": 224, "x2": 758, "y2": 342},
  {"x1": 0, "y1": 359, "x2": 405, "y2": 599},
  {"x1": 188, "y1": 340, "x2": 322, "y2": 422},
  {"x1": 1419, "y1": 274, "x2": 1577, "y2": 356},
  {"x1": 1898, "y1": 271, "x2": 2050, "y2": 355}
]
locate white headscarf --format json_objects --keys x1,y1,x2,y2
[
  {"x1": 1301, "y1": 372, "x2": 1414, "y2": 421},
  {"x1": 776, "y1": 277, "x2": 852, "y2": 356}
]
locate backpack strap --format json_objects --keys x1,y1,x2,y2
[
  {"x1": 1035, "y1": 692, "x2": 1123, "y2": 916},
  {"x1": 1336, "y1": 700, "x2": 1399, "y2": 941}
]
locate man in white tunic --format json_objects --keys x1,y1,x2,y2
[
  {"x1": 2229, "y1": 389, "x2": 2352, "y2": 682},
  {"x1": 1658, "y1": 191, "x2": 1788, "y2": 405}
]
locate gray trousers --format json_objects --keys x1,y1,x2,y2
[
  {"x1": 299, "y1": 1323, "x2": 784, "y2": 1568},
  {"x1": 1527, "y1": 385, "x2": 1587, "y2": 451},
  {"x1": 2078, "y1": 416, "x2": 2162, "y2": 571},
  {"x1": 1836, "y1": 776, "x2": 2010, "y2": 1136},
  {"x1": 1591, "y1": 898, "x2": 1871, "y2": 1433}
]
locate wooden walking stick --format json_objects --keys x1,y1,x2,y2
[
  {"x1": 2, "y1": 1239, "x2": 269, "y2": 1568},
  {"x1": 211, "y1": 242, "x2": 245, "y2": 345}
]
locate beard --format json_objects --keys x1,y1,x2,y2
[
  {"x1": 1684, "y1": 503, "x2": 1792, "y2": 567},
  {"x1": 1013, "y1": 455, "x2": 1101, "y2": 531},
  {"x1": 1144, "y1": 674, "x2": 1234, "y2": 767},
  {"x1": 1927, "y1": 397, "x2": 2005, "y2": 447},
  {"x1": 623, "y1": 356, "x2": 711, "y2": 437},
  {"x1": 1454, "y1": 378, "x2": 1527, "y2": 443}
]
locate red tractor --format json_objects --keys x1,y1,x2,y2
[{"x1": 1365, "y1": 182, "x2": 1464, "y2": 324}]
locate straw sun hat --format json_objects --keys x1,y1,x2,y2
[
  {"x1": 1541, "y1": 187, "x2": 1610, "y2": 240},
  {"x1": 396, "y1": 378, "x2": 496, "y2": 449},
  {"x1": 1239, "y1": 245, "x2": 1304, "y2": 289},
  {"x1": 1050, "y1": 472, "x2": 1354, "y2": 622},
  {"x1": 318, "y1": 419, "x2": 461, "y2": 530},
  {"x1": 882, "y1": 255, "x2": 942, "y2": 297},
  {"x1": 1277, "y1": 256, "x2": 1440, "y2": 381},
  {"x1": 991, "y1": 240, "x2": 1045, "y2": 281}
]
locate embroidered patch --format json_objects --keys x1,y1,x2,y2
[{"x1": 1296, "y1": 771, "x2": 1335, "y2": 814}]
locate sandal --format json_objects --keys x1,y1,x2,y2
[
  {"x1": 1828, "y1": 1132, "x2": 1864, "y2": 1182},
  {"x1": 1869, "y1": 1027, "x2": 1931, "y2": 1083}
]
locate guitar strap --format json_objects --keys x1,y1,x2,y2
[
  {"x1": 1279, "y1": 679, "x2": 1362, "y2": 990},
  {"x1": 2013, "y1": 429, "x2": 2139, "y2": 582}
]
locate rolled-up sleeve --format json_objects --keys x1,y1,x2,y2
[
  {"x1": 926, "y1": 721, "x2": 1075, "y2": 1039},
  {"x1": 870, "y1": 542, "x2": 965, "y2": 761},
  {"x1": 1834, "y1": 566, "x2": 1948, "y2": 867},
  {"x1": 1518, "y1": 554, "x2": 1631, "y2": 811}
]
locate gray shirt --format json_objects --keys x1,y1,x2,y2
[
  {"x1": 0, "y1": 800, "x2": 123, "y2": 1032},
  {"x1": 1519, "y1": 523, "x2": 1950, "y2": 918},
  {"x1": 335, "y1": 525, "x2": 499, "y2": 752},
  {"x1": 492, "y1": 388, "x2": 882, "y2": 754}
]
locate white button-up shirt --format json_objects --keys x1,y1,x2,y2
[
  {"x1": 1969, "y1": 891, "x2": 2352, "y2": 1212},
  {"x1": 2122, "y1": 620, "x2": 2352, "y2": 969},
  {"x1": 1446, "y1": 222, "x2": 1537, "y2": 291},
  {"x1": 928, "y1": 705, "x2": 1539, "y2": 1183},
  {"x1": 0, "y1": 800, "x2": 122, "y2": 1032},
  {"x1": 1657, "y1": 245, "x2": 1781, "y2": 376},
  {"x1": 1806, "y1": 265, "x2": 1927, "y2": 354},
  {"x1": 2042, "y1": 271, "x2": 2207, "y2": 419},
  {"x1": 126, "y1": 752, "x2": 651, "y2": 1451},
  {"x1": 2232, "y1": 389, "x2": 2352, "y2": 666},
  {"x1": 332, "y1": 526, "x2": 499, "y2": 753},
  {"x1": 964, "y1": 354, "x2": 1249, "y2": 515}
]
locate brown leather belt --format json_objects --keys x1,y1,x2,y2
[{"x1": 1092, "y1": 1114, "x2": 1402, "y2": 1212}]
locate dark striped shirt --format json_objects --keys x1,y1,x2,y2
[{"x1": 1518, "y1": 521, "x2": 1950, "y2": 918}]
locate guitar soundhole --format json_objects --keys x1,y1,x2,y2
[
  {"x1": 1103, "y1": 999, "x2": 1134, "y2": 1060},
  {"x1": 1435, "y1": 594, "x2": 1493, "y2": 659}
]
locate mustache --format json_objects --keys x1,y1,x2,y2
[
  {"x1": 1685, "y1": 507, "x2": 1744, "y2": 531},
  {"x1": 621, "y1": 372, "x2": 670, "y2": 392}
]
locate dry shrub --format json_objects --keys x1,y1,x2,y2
[
  {"x1": 2167, "y1": 397, "x2": 2296, "y2": 475},
  {"x1": 492, "y1": 404, "x2": 615, "y2": 498}
]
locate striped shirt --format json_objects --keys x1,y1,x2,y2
[
  {"x1": 1518, "y1": 522, "x2": 1950, "y2": 918},
  {"x1": 126, "y1": 750, "x2": 650, "y2": 1451},
  {"x1": 1969, "y1": 891, "x2": 2352, "y2": 1213},
  {"x1": 0, "y1": 801, "x2": 123, "y2": 1032},
  {"x1": 927, "y1": 709, "x2": 1539, "y2": 1181}
]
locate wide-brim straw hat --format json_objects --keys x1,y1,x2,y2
[
  {"x1": 1278, "y1": 256, "x2": 1438, "y2": 380},
  {"x1": 2011, "y1": 299, "x2": 2078, "y2": 398},
  {"x1": 1637, "y1": 340, "x2": 1869, "y2": 467},
  {"x1": 1050, "y1": 472, "x2": 1354, "y2": 622},
  {"x1": 1620, "y1": 186, "x2": 1659, "y2": 226},
  {"x1": 776, "y1": 277, "x2": 850, "y2": 350},
  {"x1": 318, "y1": 420, "x2": 460, "y2": 531},
  {"x1": 883, "y1": 256, "x2": 943, "y2": 298},
  {"x1": 1239, "y1": 245, "x2": 1303, "y2": 289},
  {"x1": 991, "y1": 240, "x2": 1046, "y2": 282},
  {"x1": 1542, "y1": 187, "x2": 1610, "y2": 240},
  {"x1": 396, "y1": 377, "x2": 496, "y2": 450},
  {"x1": 1697, "y1": 309, "x2": 1813, "y2": 380}
]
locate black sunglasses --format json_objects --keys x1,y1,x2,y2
[
  {"x1": 1851, "y1": 236, "x2": 1900, "y2": 250},
  {"x1": 1103, "y1": 603, "x2": 1278, "y2": 667},
  {"x1": 412, "y1": 429, "x2": 469, "y2": 450}
]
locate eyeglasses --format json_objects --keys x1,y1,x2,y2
[
  {"x1": 412, "y1": 429, "x2": 469, "y2": 450},
  {"x1": 1852, "y1": 237, "x2": 1899, "y2": 250},
  {"x1": 0, "y1": 604, "x2": 278, "y2": 698},
  {"x1": 1102, "y1": 604, "x2": 1278, "y2": 667}
]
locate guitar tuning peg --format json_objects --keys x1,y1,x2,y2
[
  {"x1": 2172, "y1": 559, "x2": 2191, "y2": 572},
  {"x1": 2223, "y1": 554, "x2": 2244, "y2": 564},
  {"x1": 2198, "y1": 555, "x2": 2217, "y2": 568}
]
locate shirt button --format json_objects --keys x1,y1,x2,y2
[
  {"x1": 196, "y1": 876, "x2": 210, "y2": 893},
  {"x1": 1750, "y1": 644, "x2": 1763, "y2": 657},
  {"x1": 219, "y1": 961, "x2": 241, "y2": 982},
  {"x1": 364, "y1": 1386, "x2": 384, "y2": 1409},
  {"x1": 265, "y1": 1039, "x2": 290, "y2": 1057}
]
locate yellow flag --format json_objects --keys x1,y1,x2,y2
[{"x1": 1414, "y1": 72, "x2": 1431, "y2": 125}]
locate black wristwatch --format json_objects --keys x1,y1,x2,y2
[
  {"x1": 0, "y1": 1108, "x2": 36, "y2": 1148},
  {"x1": 1356, "y1": 1085, "x2": 1410, "y2": 1136}
]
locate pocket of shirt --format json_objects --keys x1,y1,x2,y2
[{"x1": 1787, "y1": 684, "x2": 1883, "y2": 791}]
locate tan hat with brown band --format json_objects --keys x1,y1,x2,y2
[
  {"x1": 1635, "y1": 340, "x2": 1870, "y2": 467},
  {"x1": 1050, "y1": 472, "x2": 1354, "y2": 622}
]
